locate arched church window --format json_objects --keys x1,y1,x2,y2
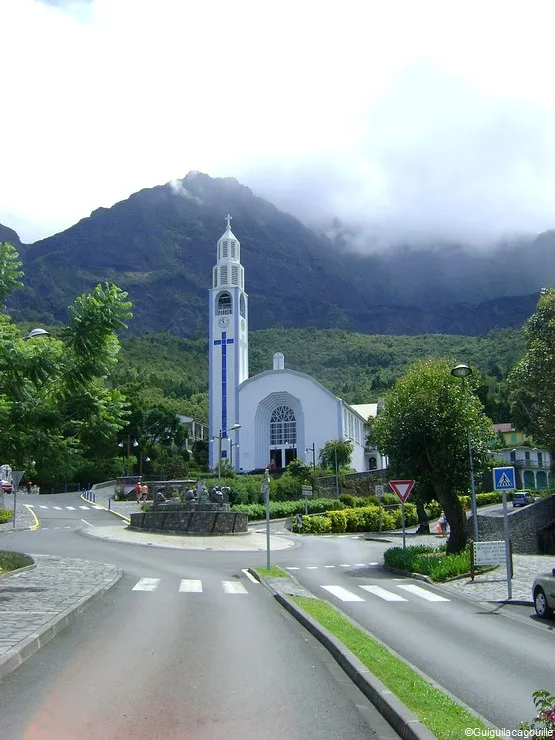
[
  {"x1": 217, "y1": 291, "x2": 232, "y2": 315},
  {"x1": 270, "y1": 405, "x2": 296, "y2": 445},
  {"x1": 240, "y1": 294, "x2": 246, "y2": 317}
]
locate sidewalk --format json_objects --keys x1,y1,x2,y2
[
  {"x1": 0, "y1": 554, "x2": 121, "y2": 680},
  {"x1": 0, "y1": 495, "x2": 39, "y2": 533}
]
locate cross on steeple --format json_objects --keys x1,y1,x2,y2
[{"x1": 225, "y1": 214, "x2": 232, "y2": 230}]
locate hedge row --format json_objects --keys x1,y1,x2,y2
[
  {"x1": 231, "y1": 497, "x2": 345, "y2": 520},
  {"x1": 383, "y1": 544, "x2": 472, "y2": 581},
  {"x1": 293, "y1": 502, "x2": 418, "y2": 533}
]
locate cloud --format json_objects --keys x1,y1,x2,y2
[{"x1": 2, "y1": 0, "x2": 555, "y2": 247}]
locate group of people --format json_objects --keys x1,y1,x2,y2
[{"x1": 134, "y1": 480, "x2": 149, "y2": 502}]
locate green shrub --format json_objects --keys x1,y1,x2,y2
[
  {"x1": 0, "y1": 550, "x2": 33, "y2": 573},
  {"x1": 339, "y1": 493, "x2": 355, "y2": 508},
  {"x1": 327, "y1": 510, "x2": 347, "y2": 532},
  {"x1": 389, "y1": 502, "x2": 418, "y2": 528},
  {"x1": 295, "y1": 515, "x2": 331, "y2": 534},
  {"x1": 231, "y1": 497, "x2": 344, "y2": 520},
  {"x1": 0, "y1": 509, "x2": 14, "y2": 524},
  {"x1": 383, "y1": 544, "x2": 472, "y2": 581},
  {"x1": 381, "y1": 493, "x2": 399, "y2": 506}
]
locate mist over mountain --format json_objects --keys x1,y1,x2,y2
[{"x1": 3, "y1": 172, "x2": 552, "y2": 337}]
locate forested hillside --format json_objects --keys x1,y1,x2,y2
[{"x1": 112, "y1": 327, "x2": 525, "y2": 424}]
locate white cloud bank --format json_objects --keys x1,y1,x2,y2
[{"x1": 2, "y1": 0, "x2": 555, "y2": 246}]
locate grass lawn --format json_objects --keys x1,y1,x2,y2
[
  {"x1": 256, "y1": 566, "x2": 289, "y2": 578},
  {"x1": 0, "y1": 550, "x2": 34, "y2": 575},
  {"x1": 290, "y1": 595, "x2": 491, "y2": 740}
]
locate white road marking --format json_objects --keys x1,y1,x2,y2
[
  {"x1": 179, "y1": 579, "x2": 203, "y2": 593},
  {"x1": 132, "y1": 578, "x2": 160, "y2": 592},
  {"x1": 368, "y1": 562, "x2": 379, "y2": 566},
  {"x1": 81, "y1": 519, "x2": 93, "y2": 526},
  {"x1": 241, "y1": 568, "x2": 259, "y2": 583},
  {"x1": 222, "y1": 581, "x2": 248, "y2": 594},
  {"x1": 27, "y1": 504, "x2": 35, "y2": 508},
  {"x1": 321, "y1": 585, "x2": 364, "y2": 602},
  {"x1": 92, "y1": 505, "x2": 103, "y2": 510},
  {"x1": 339, "y1": 564, "x2": 351, "y2": 568},
  {"x1": 53, "y1": 506, "x2": 62, "y2": 510},
  {"x1": 286, "y1": 567, "x2": 300, "y2": 571},
  {"x1": 41, "y1": 527, "x2": 49, "y2": 531},
  {"x1": 359, "y1": 585, "x2": 408, "y2": 602},
  {"x1": 64, "y1": 525, "x2": 71, "y2": 529},
  {"x1": 354, "y1": 563, "x2": 366, "y2": 567},
  {"x1": 39, "y1": 505, "x2": 48, "y2": 509},
  {"x1": 79, "y1": 505, "x2": 90, "y2": 510},
  {"x1": 324, "y1": 565, "x2": 335, "y2": 568},
  {"x1": 66, "y1": 506, "x2": 76, "y2": 510},
  {"x1": 306, "y1": 566, "x2": 318, "y2": 570},
  {"x1": 54, "y1": 526, "x2": 60, "y2": 529},
  {"x1": 396, "y1": 584, "x2": 449, "y2": 602}
]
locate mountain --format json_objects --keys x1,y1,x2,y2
[{"x1": 3, "y1": 172, "x2": 553, "y2": 336}]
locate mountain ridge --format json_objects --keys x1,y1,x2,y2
[{"x1": 2, "y1": 171, "x2": 553, "y2": 336}]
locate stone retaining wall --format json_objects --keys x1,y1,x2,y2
[{"x1": 469, "y1": 494, "x2": 555, "y2": 554}]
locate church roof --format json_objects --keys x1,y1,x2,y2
[
  {"x1": 350, "y1": 403, "x2": 378, "y2": 421},
  {"x1": 239, "y1": 368, "x2": 367, "y2": 422}
]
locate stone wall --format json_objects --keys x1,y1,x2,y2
[
  {"x1": 315, "y1": 470, "x2": 389, "y2": 497},
  {"x1": 469, "y1": 494, "x2": 555, "y2": 554},
  {"x1": 130, "y1": 503, "x2": 248, "y2": 536}
]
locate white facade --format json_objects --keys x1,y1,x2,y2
[{"x1": 207, "y1": 218, "x2": 370, "y2": 474}]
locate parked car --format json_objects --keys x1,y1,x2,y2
[
  {"x1": 512, "y1": 491, "x2": 535, "y2": 507},
  {"x1": 532, "y1": 568, "x2": 555, "y2": 618},
  {"x1": 0, "y1": 479, "x2": 13, "y2": 493}
]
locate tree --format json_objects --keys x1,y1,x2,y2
[
  {"x1": 373, "y1": 358, "x2": 494, "y2": 553},
  {"x1": 0, "y1": 243, "x2": 133, "y2": 480},
  {"x1": 508, "y1": 288, "x2": 555, "y2": 453},
  {"x1": 319, "y1": 439, "x2": 354, "y2": 471}
]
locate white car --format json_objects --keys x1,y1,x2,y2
[{"x1": 532, "y1": 568, "x2": 555, "y2": 618}]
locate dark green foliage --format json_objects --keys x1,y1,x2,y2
[
  {"x1": 383, "y1": 544, "x2": 472, "y2": 581},
  {"x1": 231, "y1": 497, "x2": 345, "y2": 520},
  {"x1": 0, "y1": 550, "x2": 33, "y2": 573},
  {"x1": 0, "y1": 510, "x2": 14, "y2": 524}
]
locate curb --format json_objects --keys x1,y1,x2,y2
[
  {"x1": 251, "y1": 570, "x2": 434, "y2": 740},
  {"x1": 0, "y1": 566, "x2": 123, "y2": 681},
  {"x1": 80, "y1": 494, "x2": 131, "y2": 523}
]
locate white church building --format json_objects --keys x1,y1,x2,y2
[{"x1": 208, "y1": 217, "x2": 385, "y2": 473}]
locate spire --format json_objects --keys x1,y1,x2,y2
[{"x1": 226, "y1": 214, "x2": 232, "y2": 230}]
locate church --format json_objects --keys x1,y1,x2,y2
[{"x1": 208, "y1": 217, "x2": 386, "y2": 473}]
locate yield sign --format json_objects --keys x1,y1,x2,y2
[{"x1": 389, "y1": 480, "x2": 415, "y2": 503}]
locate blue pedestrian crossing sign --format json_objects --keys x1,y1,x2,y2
[{"x1": 493, "y1": 466, "x2": 516, "y2": 491}]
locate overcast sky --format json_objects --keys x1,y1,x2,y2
[{"x1": 3, "y1": 0, "x2": 555, "y2": 246}]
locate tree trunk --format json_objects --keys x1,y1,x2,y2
[
  {"x1": 431, "y1": 475, "x2": 467, "y2": 554},
  {"x1": 415, "y1": 499, "x2": 430, "y2": 534}
]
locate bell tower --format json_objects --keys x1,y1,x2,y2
[{"x1": 208, "y1": 215, "x2": 249, "y2": 471}]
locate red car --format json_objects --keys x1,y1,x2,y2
[{"x1": 1, "y1": 480, "x2": 13, "y2": 493}]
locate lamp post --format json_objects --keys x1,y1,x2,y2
[
  {"x1": 211, "y1": 424, "x2": 241, "y2": 484},
  {"x1": 305, "y1": 442, "x2": 316, "y2": 469},
  {"x1": 451, "y1": 364, "x2": 479, "y2": 542},
  {"x1": 334, "y1": 443, "x2": 339, "y2": 497},
  {"x1": 118, "y1": 435, "x2": 139, "y2": 477},
  {"x1": 230, "y1": 441, "x2": 239, "y2": 469}
]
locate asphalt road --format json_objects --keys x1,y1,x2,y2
[
  {"x1": 271, "y1": 533, "x2": 555, "y2": 730},
  {"x1": 1, "y1": 495, "x2": 396, "y2": 740}
]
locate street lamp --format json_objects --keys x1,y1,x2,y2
[
  {"x1": 211, "y1": 424, "x2": 241, "y2": 483},
  {"x1": 118, "y1": 436, "x2": 139, "y2": 476},
  {"x1": 334, "y1": 444, "x2": 339, "y2": 497},
  {"x1": 229, "y1": 441, "x2": 239, "y2": 469},
  {"x1": 305, "y1": 442, "x2": 316, "y2": 469},
  {"x1": 451, "y1": 364, "x2": 479, "y2": 542}
]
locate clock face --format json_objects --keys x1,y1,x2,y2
[{"x1": 218, "y1": 316, "x2": 229, "y2": 328}]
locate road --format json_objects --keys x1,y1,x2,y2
[
  {"x1": 1, "y1": 495, "x2": 395, "y2": 740},
  {"x1": 269, "y1": 532, "x2": 555, "y2": 730}
]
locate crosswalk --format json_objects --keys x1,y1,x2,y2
[
  {"x1": 26, "y1": 504, "x2": 103, "y2": 511},
  {"x1": 322, "y1": 582, "x2": 449, "y2": 603},
  {"x1": 126, "y1": 576, "x2": 449, "y2": 604},
  {"x1": 132, "y1": 578, "x2": 251, "y2": 594}
]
